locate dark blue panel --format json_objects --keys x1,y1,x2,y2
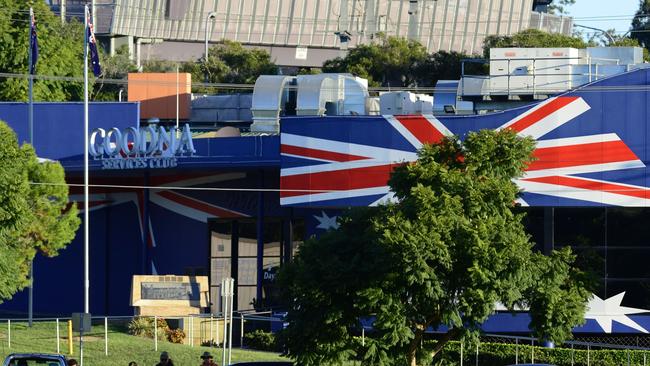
[{"x1": 0, "y1": 102, "x2": 139, "y2": 160}]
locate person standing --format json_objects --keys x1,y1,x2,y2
[
  {"x1": 156, "y1": 351, "x2": 174, "y2": 366},
  {"x1": 199, "y1": 351, "x2": 218, "y2": 366}
]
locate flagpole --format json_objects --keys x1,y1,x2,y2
[
  {"x1": 27, "y1": 6, "x2": 34, "y2": 329},
  {"x1": 83, "y1": 4, "x2": 90, "y2": 316}
]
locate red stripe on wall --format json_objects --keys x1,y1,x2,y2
[
  {"x1": 157, "y1": 190, "x2": 244, "y2": 217},
  {"x1": 507, "y1": 96, "x2": 579, "y2": 133},
  {"x1": 527, "y1": 140, "x2": 639, "y2": 171},
  {"x1": 280, "y1": 163, "x2": 401, "y2": 198},
  {"x1": 280, "y1": 144, "x2": 369, "y2": 162},
  {"x1": 524, "y1": 176, "x2": 650, "y2": 199},
  {"x1": 394, "y1": 115, "x2": 445, "y2": 144}
]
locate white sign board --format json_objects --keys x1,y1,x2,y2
[{"x1": 295, "y1": 47, "x2": 308, "y2": 60}]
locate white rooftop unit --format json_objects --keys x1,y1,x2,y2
[
  {"x1": 462, "y1": 46, "x2": 646, "y2": 98},
  {"x1": 489, "y1": 47, "x2": 583, "y2": 95},
  {"x1": 379, "y1": 92, "x2": 433, "y2": 115}
]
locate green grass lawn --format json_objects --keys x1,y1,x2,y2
[{"x1": 0, "y1": 320, "x2": 289, "y2": 366}]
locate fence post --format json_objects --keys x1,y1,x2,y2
[
  {"x1": 531, "y1": 339, "x2": 534, "y2": 364},
  {"x1": 628, "y1": 349, "x2": 631, "y2": 366},
  {"x1": 460, "y1": 341, "x2": 463, "y2": 366},
  {"x1": 515, "y1": 338, "x2": 518, "y2": 364},
  {"x1": 361, "y1": 327, "x2": 365, "y2": 347},
  {"x1": 587, "y1": 345, "x2": 590, "y2": 366},
  {"x1": 104, "y1": 317, "x2": 108, "y2": 356},
  {"x1": 571, "y1": 343, "x2": 574, "y2": 366},
  {"x1": 475, "y1": 341, "x2": 479, "y2": 366},
  {"x1": 7, "y1": 319, "x2": 10, "y2": 348},
  {"x1": 154, "y1": 316, "x2": 158, "y2": 351},
  {"x1": 56, "y1": 318, "x2": 60, "y2": 354},
  {"x1": 644, "y1": 352, "x2": 646, "y2": 366},
  {"x1": 210, "y1": 314, "x2": 214, "y2": 346},
  {"x1": 190, "y1": 316, "x2": 194, "y2": 347},
  {"x1": 67, "y1": 320, "x2": 73, "y2": 355},
  {"x1": 240, "y1": 313, "x2": 244, "y2": 348}
]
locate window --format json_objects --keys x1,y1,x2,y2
[{"x1": 554, "y1": 208, "x2": 606, "y2": 248}]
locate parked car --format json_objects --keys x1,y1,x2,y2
[{"x1": 3, "y1": 353, "x2": 67, "y2": 366}]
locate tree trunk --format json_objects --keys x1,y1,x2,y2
[
  {"x1": 431, "y1": 328, "x2": 461, "y2": 358},
  {"x1": 407, "y1": 326, "x2": 425, "y2": 366}
]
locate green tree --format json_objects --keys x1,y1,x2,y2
[
  {"x1": 0, "y1": 1, "x2": 85, "y2": 101},
  {"x1": 632, "y1": 1, "x2": 650, "y2": 50},
  {"x1": 483, "y1": 29, "x2": 587, "y2": 58},
  {"x1": 93, "y1": 45, "x2": 138, "y2": 101},
  {"x1": 547, "y1": 0, "x2": 576, "y2": 15},
  {"x1": 0, "y1": 121, "x2": 79, "y2": 301},
  {"x1": 187, "y1": 40, "x2": 278, "y2": 89},
  {"x1": 278, "y1": 129, "x2": 591, "y2": 366},
  {"x1": 322, "y1": 35, "x2": 430, "y2": 87}
]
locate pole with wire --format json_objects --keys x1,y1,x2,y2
[
  {"x1": 83, "y1": 2, "x2": 90, "y2": 319},
  {"x1": 27, "y1": 6, "x2": 36, "y2": 328}
]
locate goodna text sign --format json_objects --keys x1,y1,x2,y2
[{"x1": 89, "y1": 124, "x2": 195, "y2": 170}]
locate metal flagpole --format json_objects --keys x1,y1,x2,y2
[
  {"x1": 27, "y1": 7, "x2": 35, "y2": 328},
  {"x1": 83, "y1": 4, "x2": 90, "y2": 316}
]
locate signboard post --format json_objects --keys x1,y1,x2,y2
[
  {"x1": 72, "y1": 313, "x2": 91, "y2": 366},
  {"x1": 221, "y1": 278, "x2": 234, "y2": 366}
]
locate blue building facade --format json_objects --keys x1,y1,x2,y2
[{"x1": 2, "y1": 68, "x2": 650, "y2": 335}]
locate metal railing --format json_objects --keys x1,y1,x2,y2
[{"x1": 460, "y1": 56, "x2": 623, "y2": 97}]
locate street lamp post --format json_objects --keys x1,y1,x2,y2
[
  {"x1": 204, "y1": 12, "x2": 218, "y2": 62},
  {"x1": 204, "y1": 12, "x2": 217, "y2": 83},
  {"x1": 574, "y1": 24, "x2": 615, "y2": 45}
]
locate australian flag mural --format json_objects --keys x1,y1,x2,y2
[
  {"x1": 280, "y1": 67, "x2": 650, "y2": 334},
  {"x1": 280, "y1": 68, "x2": 650, "y2": 208}
]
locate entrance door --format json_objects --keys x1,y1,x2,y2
[{"x1": 209, "y1": 218, "x2": 302, "y2": 313}]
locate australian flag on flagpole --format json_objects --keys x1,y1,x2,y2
[
  {"x1": 86, "y1": 7, "x2": 101, "y2": 77},
  {"x1": 29, "y1": 8, "x2": 38, "y2": 75}
]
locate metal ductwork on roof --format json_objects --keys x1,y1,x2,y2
[
  {"x1": 251, "y1": 73, "x2": 369, "y2": 133},
  {"x1": 296, "y1": 74, "x2": 344, "y2": 116},
  {"x1": 250, "y1": 75, "x2": 295, "y2": 133},
  {"x1": 296, "y1": 73, "x2": 369, "y2": 116}
]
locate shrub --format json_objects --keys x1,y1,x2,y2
[
  {"x1": 244, "y1": 330, "x2": 280, "y2": 352},
  {"x1": 127, "y1": 317, "x2": 169, "y2": 341},
  {"x1": 167, "y1": 328, "x2": 186, "y2": 344}
]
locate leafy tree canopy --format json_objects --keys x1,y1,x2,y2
[
  {"x1": 483, "y1": 29, "x2": 587, "y2": 58},
  {"x1": 547, "y1": 0, "x2": 576, "y2": 15},
  {"x1": 0, "y1": 1, "x2": 84, "y2": 101},
  {"x1": 185, "y1": 40, "x2": 278, "y2": 90},
  {"x1": 0, "y1": 121, "x2": 79, "y2": 301},
  {"x1": 93, "y1": 45, "x2": 138, "y2": 101},
  {"x1": 322, "y1": 35, "x2": 471, "y2": 87},
  {"x1": 278, "y1": 129, "x2": 592, "y2": 366},
  {"x1": 632, "y1": 0, "x2": 650, "y2": 51}
]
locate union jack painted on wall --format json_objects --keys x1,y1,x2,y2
[{"x1": 280, "y1": 70, "x2": 650, "y2": 208}]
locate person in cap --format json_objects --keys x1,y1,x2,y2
[
  {"x1": 156, "y1": 351, "x2": 174, "y2": 366},
  {"x1": 200, "y1": 351, "x2": 218, "y2": 366}
]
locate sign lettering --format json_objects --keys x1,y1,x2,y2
[{"x1": 89, "y1": 124, "x2": 195, "y2": 170}]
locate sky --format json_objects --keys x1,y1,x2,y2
[{"x1": 567, "y1": 0, "x2": 640, "y2": 37}]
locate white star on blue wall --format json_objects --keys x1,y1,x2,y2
[{"x1": 314, "y1": 211, "x2": 339, "y2": 230}]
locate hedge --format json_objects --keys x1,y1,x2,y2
[
  {"x1": 434, "y1": 341, "x2": 650, "y2": 366},
  {"x1": 244, "y1": 330, "x2": 650, "y2": 365}
]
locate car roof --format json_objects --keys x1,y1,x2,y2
[{"x1": 6, "y1": 353, "x2": 66, "y2": 359}]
